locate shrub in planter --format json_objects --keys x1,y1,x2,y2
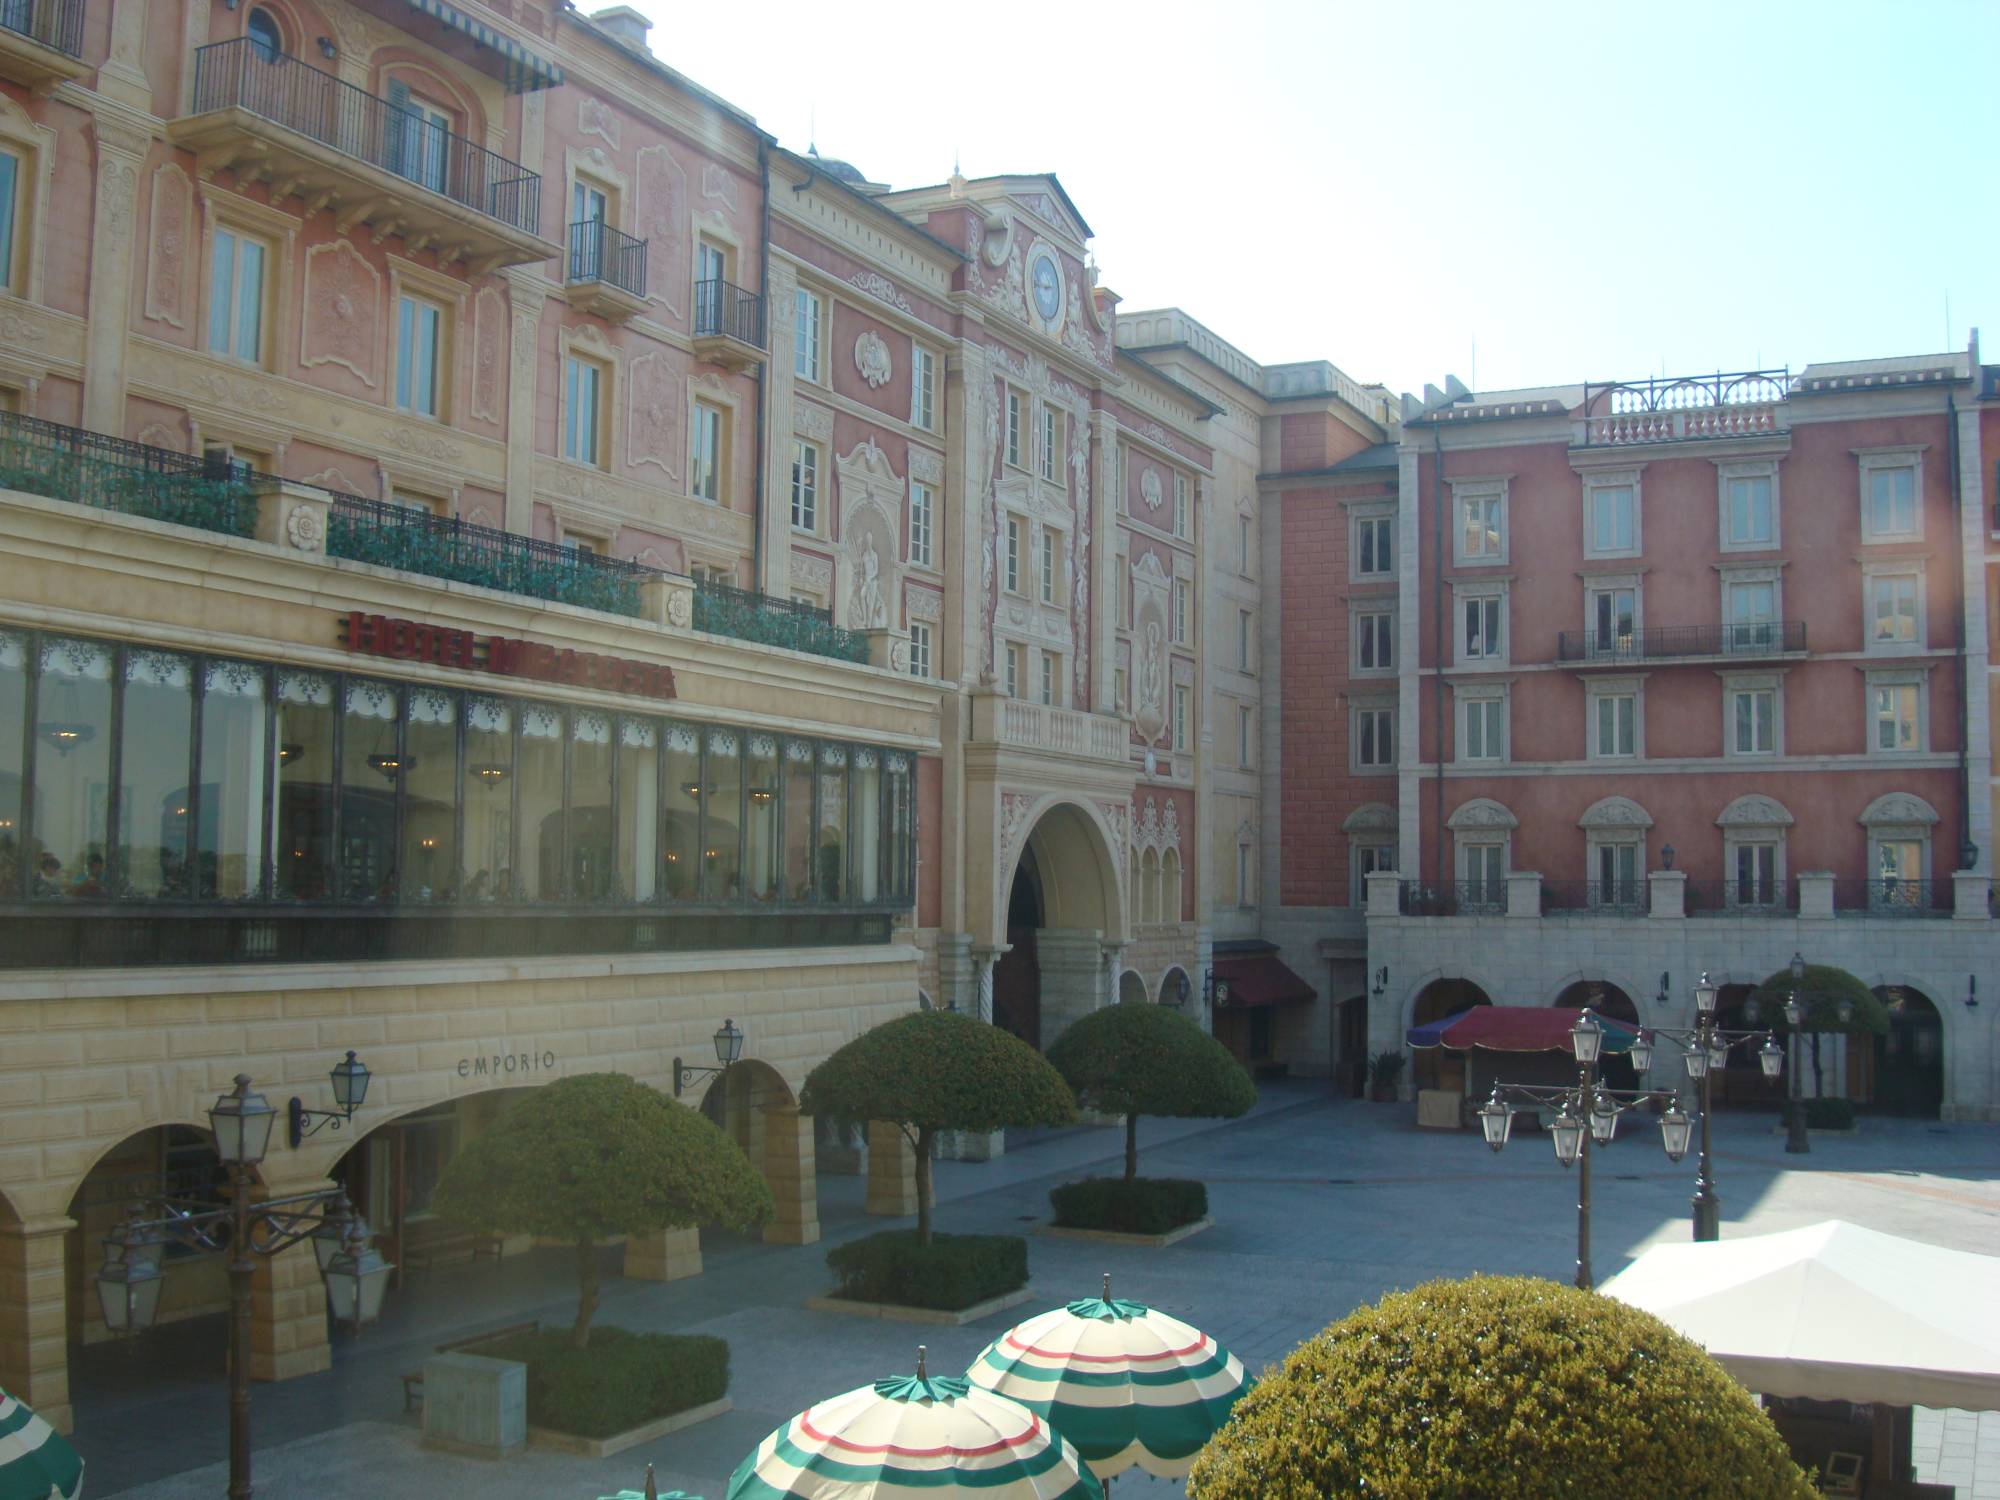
[
  {"x1": 1804, "y1": 1096, "x2": 1857, "y2": 1130},
  {"x1": 1187, "y1": 1275, "x2": 1815, "y2": 1500},
  {"x1": 1368, "y1": 1049, "x2": 1406, "y2": 1101},
  {"x1": 476, "y1": 1326, "x2": 728, "y2": 1440},
  {"x1": 824, "y1": 1229, "x2": 1028, "y2": 1311},
  {"x1": 1049, "y1": 1177, "x2": 1208, "y2": 1236}
]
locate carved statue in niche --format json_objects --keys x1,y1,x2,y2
[
  {"x1": 1138, "y1": 621, "x2": 1164, "y2": 720},
  {"x1": 851, "y1": 533, "x2": 887, "y2": 629}
]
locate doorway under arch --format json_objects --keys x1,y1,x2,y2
[
  {"x1": 1713, "y1": 984, "x2": 1783, "y2": 1110},
  {"x1": 1552, "y1": 981, "x2": 1639, "y2": 1090},
  {"x1": 1409, "y1": 979, "x2": 1491, "y2": 1094},
  {"x1": 993, "y1": 845, "x2": 1044, "y2": 1046},
  {"x1": 1157, "y1": 966, "x2": 1190, "y2": 1006},
  {"x1": 1117, "y1": 969, "x2": 1148, "y2": 1006},
  {"x1": 990, "y1": 800, "x2": 1126, "y2": 1051},
  {"x1": 1869, "y1": 986, "x2": 1943, "y2": 1118}
]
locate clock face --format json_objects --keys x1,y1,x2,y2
[{"x1": 1029, "y1": 251, "x2": 1062, "y2": 322}]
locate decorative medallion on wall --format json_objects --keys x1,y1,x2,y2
[
  {"x1": 578, "y1": 95, "x2": 619, "y2": 148},
  {"x1": 285, "y1": 505, "x2": 325, "y2": 552},
  {"x1": 854, "y1": 330, "x2": 893, "y2": 390},
  {"x1": 1140, "y1": 468, "x2": 1163, "y2": 512},
  {"x1": 666, "y1": 588, "x2": 693, "y2": 628}
]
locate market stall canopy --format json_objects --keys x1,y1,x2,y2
[
  {"x1": 1212, "y1": 953, "x2": 1315, "y2": 1009},
  {"x1": 1406, "y1": 1006, "x2": 1638, "y2": 1054},
  {"x1": 1600, "y1": 1221, "x2": 2000, "y2": 1411}
]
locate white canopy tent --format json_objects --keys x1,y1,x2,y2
[{"x1": 1600, "y1": 1220, "x2": 2000, "y2": 1411}]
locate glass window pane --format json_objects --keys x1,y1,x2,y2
[
  {"x1": 782, "y1": 737, "x2": 813, "y2": 900},
  {"x1": 462, "y1": 696, "x2": 512, "y2": 902},
  {"x1": 570, "y1": 711, "x2": 613, "y2": 901},
  {"x1": 853, "y1": 747, "x2": 882, "y2": 902},
  {"x1": 618, "y1": 717, "x2": 658, "y2": 903},
  {"x1": 401, "y1": 688, "x2": 456, "y2": 903},
  {"x1": 817, "y1": 743, "x2": 847, "y2": 903},
  {"x1": 338, "y1": 679, "x2": 400, "y2": 903},
  {"x1": 745, "y1": 732, "x2": 778, "y2": 903},
  {"x1": 210, "y1": 231, "x2": 235, "y2": 354},
  {"x1": 30, "y1": 638, "x2": 114, "y2": 898},
  {"x1": 0, "y1": 630, "x2": 24, "y2": 898},
  {"x1": 515, "y1": 704, "x2": 564, "y2": 900},
  {"x1": 396, "y1": 296, "x2": 414, "y2": 409},
  {"x1": 663, "y1": 723, "x2": 700, "y2": 899},
  {"x1": 119, "y1": 651, "x2": 193, "y2": 898},
  {"x1": 702, "y1": 726, "x2": 741, "y2": 901},
  {"x1": 236, "y1": 238, "x2": 264, "y2": 361},
  {"x1": 0, "y1": 152, "x2": 17, "y2": 293},
  {"x1": 196, "y1": 660, "x2": 266, "y2": 899},
  {"x1": 885, "y1": 752, "x2": 912, "y2": 902},
  {"x1": 273, "y1": 669, "x2": 334, "y2": 899}
]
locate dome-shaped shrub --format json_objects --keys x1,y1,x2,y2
[{"x1": 1188, "y1": 1274, "x2": 1815, "y2": 1500}]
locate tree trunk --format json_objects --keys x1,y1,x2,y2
[
  {"x1": 915, "y1": 1126, "x2": 935, "y2": 1245},
  {"x1": 570, "y1": 1237, "x2": 599, "y2": 1349},
  {"x1": 1124, "y1": 1112, "x2": 1139, "y2": 1184}
]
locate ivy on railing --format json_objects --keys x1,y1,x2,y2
[
  {"x1": 0, "y1": 411, "x2": 259, "y2": 536},
  {"x1": 693, "y1": 578, "x2": 870, "y2": 663}
]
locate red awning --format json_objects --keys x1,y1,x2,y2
[
  {"x1": 1213, "y1": 954, "x2": 1317, "y2": 1009},
  {"x1": 1412, "y1": 1005, "x2": 1639, "y2": 1053}
]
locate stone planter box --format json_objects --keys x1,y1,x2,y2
[
  {"x1": 420, "y1": 1352, "x2": 526, "y2": 1456},
  {"x1": 527, "y1": 1397, "x2": 732, "y2": 1459},
  {"x1": 1038, "y1": 1217, "x2": 1213, "y2": 1249},
  {"x1": 806, "y1": 1286, "x2": 1034, "y2": 1327}
]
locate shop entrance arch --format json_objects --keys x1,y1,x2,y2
[
  {"x1": 1552, "y1": 981, "x2": 1639, "y2": 1091},
  {"x1": 1870, "y1": 985, "x2": 1944, "y2": 1119},
  {"x1": 990, "y1": 799, "x2": 1125, "y2": 1051},
  {"x1": 1409, "y1": 979, "x2": 1491, "y2": 1095}
]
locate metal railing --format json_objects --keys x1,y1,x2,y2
[
  {"x1": 694, "y1": 277, "x2": 766, "y2": 348},
  {"x1": 1579, "y1": 369, "x2": 1794, "y2": 447},
  {"x1": 0, "y1": 410, "x2": 259, "y2": 535},
  {"x1": 1398, "y1": 880, "x2": 1506, "y2": 917},
  {"x1": 0, "y1": 0, "x2": 83, "y2": 56},
  {"x1": 692, "y1": 578, "x2": 869, "y2": 663},
  {"x1": 1832, "y1": 878, "x2": 1950, "y2": 918},
  {"x1": 1556, "y1": 620, "x2": 1806, "y2": 663},
  {"x1": 1541, "y1": 879, "x2": 1645, "y2": 916},
  {"x1": 190, "y1": 38, "x2": 542, "y2": 236},
  {"x1": 567, "y1": 220, "x2": 647, "y2": 297},
  {"x1": 1685, "y1": 878, "x2": 1795, "y2": 917}
]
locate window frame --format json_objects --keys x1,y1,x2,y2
[
  {"x1": 1455, "y1": 683, "x2": 1509, "y2": 764},
  {"x1": 1004, "y1": 388, "x2": 1025, "y2": 470},
  {"x1": 910, "y1": 346, "x2": 937, "y2": 432},
  {"x1": 1351, "y1": 698, "x2": 1395, "y2": 774},
  {"x1": 394, "y1": 291, "x2": 446, "y2": 418},
  {"x1": 1237, "y1": 608, "x2": 1254, "y2": 673},
  {"x1": 908, "y1": 621, "x2": 931, "y2": 679},
  {"x1": 789, "y1": 438, "x2": 819, "y2": 534},
  {"x1": 1583, "y1": 574, "x2": 1643, "y2": 659},
  {"x1": 1349, "y1": 840, "x2": 1395, "y2": 909},
  {"x1": 1863, "y1": 666, "x2": 1928, "y2": 756},
  {"x1": 1003, "y1": 515, "x2": 1023, "y2": 595},
  {"x1": 1172, "y1": 683, "x2": 1190, "y2": 753},
  {"x1": 1862, "y1": 561, "x2": 1925, "y2": 654},
  {"x1": 1454, "y1": 582, "x2": 1508, "y2": 667},
  {"x1": 1171, "y1": 576, "x2": 1189, "y2": 646},
  {"x1": 1580, "y1": 468, "x2": 1641, "y2": 561},
  {"x1": 1450, "y1": 479, "x2": 1508, "y2": 566},
  {"x1": 1238, "y1": 703, "x2": 1253, "y2": 768},
  {"x1": 1173, "y1": 474, "x2": 1190, "y2": 539},
  {"x1": 1352, "y1": 604, "x2": 1394, "y2": 677},
  {"x1": 1584, "y1": 674, "x2": 1644, "y2": 761},
  {"x1": 207, "y1": 223, "x2": 271, "y2": 366},
  {"x1": 561, "y1": 351, "x2": 607, "y2": 468},
  {"x1": 1716, "y1": 459, "x2": 1780, "y2": 553},
  {"x1": 1720, "y1": 669, "x2": 1785, "y2": 758},
  {"x1": 689, "y1": 399, "x2": 726, "y2": 504},
  {"x1": 792, "y1": 286, "x2": 823, "y2": 384},
  {"x1": 1857, "y1": 447, "x2": 1925, "y2": 544},
  {"x1": 1003, "y1": 642, "x2": 1023, "y2": 699},
  {"x1": 1352, "y1": 506, "x2": 1395, "y2": 581},
  {"x1": 908, "y1": 480, "x2": 934, "y2": 568}
]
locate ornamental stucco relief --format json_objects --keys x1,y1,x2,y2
[
  {"x1": 144, "y1": 164, "x2": 190, "y2": 329},
  {"x1": 626, "y1": 352, "x2": 683, "y2": 481},
  {"x1": 854, "y1": 330, "x2": 892, "y2": 389},
  {"x1": 470, "y1": 286, "x2": 503, "y2": 421},
  {"x1": 635, "y1": 145, "x2": 687, "y2": 316},
  {"x1": 301, "y1": 241, "x2": 380, "y2": 388},
  {"x1": 849, "y1": 271, "x2": 914, "y2": 316}
]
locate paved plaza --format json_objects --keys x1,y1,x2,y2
[{"x1": 80, "y1": 1084, "x2": 2000, "y2": 1500}]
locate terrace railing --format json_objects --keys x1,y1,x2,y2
[
  {"x1": 0, "y1": 0, "x2": 83, "y2": 56},
  {"x1": 692, "y1": 578, "x2": 869, "y2": 663},
  {"x1": 0, "y1": 410, "x2": 259, "y2": 536}
]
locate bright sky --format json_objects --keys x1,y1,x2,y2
[{"x1": 626, "y1": 0, "x2": 1999, "y2": 399}]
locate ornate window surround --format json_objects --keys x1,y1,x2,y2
[
  {"x1": 1579, "y1": 466, "x2": 1643, "y2": 561},
  {"x1": 1584, "y1": 673, "x2": 1646, "y2": 761},
  {"x1": 1716, "y1": 793, "x2": 1794, "y2": 907},
  {"x1": 1855, "y1": 445, "x2": 1927, "y2": 545},
  {"x1": 1861, "y1": 663, "x2": 1931, "y2": 756}
]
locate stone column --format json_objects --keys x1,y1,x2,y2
[
  {"x1": 623, "y1": 1227, "x2": 702, "y2": 1283},
  {"x1": 759, "y1": 1104, "x2": 819, "y2": 1246},
  {"x1": 934, "y1": 931, "x2": 975, "y2": 1015},
  {"x1": 501, "y1": 275, "x2": 547, "y2": 535},
  {"x1": 1648, "y1": 869, "x2": 1687, "y2": 919},
  {"x1": 96, "y1": 0, "x2": 155, "y2": 111},
  {"x1": 863, "y1": 1120, "x2": 917, "y2": 1218},
  {"x1": 81, "y1": 113, "x2": 151, "y2": 435},
  {"x1": 1099, "y1": 939, "x2": 1125, "y2": 1007},
  {"x1": 1192, "y1": 926, "x2": 1215, "y2": 1034},
  {"x1": 247, "y1": 1182, "x2": 331, "y2": 1383},
  {"x1": 1037, "y1": 927, "x2": 1105, "y2": 1046},
  {"x1": 1090, "y1": 409, "x2": 1120, "y2": 715},
  {"x1": 0, "y1": 1217, "x2": 73, "y2": 1433},
  {"x1": 970, "y1": 945, "x2": 1003, "y2": 1024},
  {"x1": 1797, "y1": 871, "x2": 1835, "y2": 920},
  {"x1": 759, "y1": 258, "x2": 799, "y2": 600}
]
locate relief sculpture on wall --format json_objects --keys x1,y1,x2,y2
[
  {"x1": 300, "y1": 240, "x2": 380, "y2": 388},
  {"x1": 836, "y1": 439, "x2": 904, "y2": 633},
  {"x1": 1129, "y1": 551, "x2": 1171, "y2": 744}
]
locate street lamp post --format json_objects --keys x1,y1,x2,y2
[
  {"x1": 674, "y1": 1018, "x2": 746, "y2": 1098},
  {"x1": 1785, "y1": 951, "x2": 1809, "y2": 1155},
  {"x1": 98, "y1": 1072, "x2": 393, "y2": 1500}
]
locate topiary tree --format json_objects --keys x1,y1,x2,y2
[
  {"x1": 1187, "y1": 1275, "x2": 1816, "y2": 1500},
  {"x1": 800, "y1": 1009, "x2": 1076, "y2": 1243},
  {"x1": 1047, "y1": 1001, "x2": 1256, "y2": 1183},
  {"x1": 1749, "y1": 962, "x2": 1890, "y2": 1099},
  {"x1": 432, "y1": 1072, "x2": 773, "y2": 1348}
]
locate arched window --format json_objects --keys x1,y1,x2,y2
[
  {"x1": 246, "y1": 6, "x2": 283, "y2": 61},
  {"x1": 1160, "y1": 848, "x2": 1182, "y2": 923},
  {"x1": 1140, "y1": 848, "x2": 1160, "y2": 924}
]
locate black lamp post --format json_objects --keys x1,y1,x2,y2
[
  {"x1": 1785, "y1": 951, "x2": 1809, "y2": 1154},
  {"x1": 287, "y1": 1050, "x2": 371, "y2": 1148},
  {"x1": 674, "y1": 1018, "x2": 745, "y2": 1097},
  {"x1": 98, "y1": 1070, "x2": 392, "y2": 1500}
]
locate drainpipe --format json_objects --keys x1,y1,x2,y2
[
  {"x1": 1431, "y1": 423, "x2": 1446, "y2": 886},
  {"x1": 751, "y1": 137, "x2": 771, "y2": 593},
  {"x1": 1947, "y1": 388, "x2": 1970, "y2": 866}
]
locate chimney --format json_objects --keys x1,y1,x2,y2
[{"x1": 589, "y1": 5, "x2": 652, "y2": 54}]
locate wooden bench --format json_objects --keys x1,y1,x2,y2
[
  {"x1": 399, "y1": 1219, "x2": 505, "y2": 1271},
  {"x1": 402, "y1": 1320, "x2": 538, "y2": 1413}
]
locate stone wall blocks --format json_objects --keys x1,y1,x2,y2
[
  {"x1": 0, "y1": 1001, "x2": 41, "y2": 1033},
  {"x1": 386, "y1": 1015, "x2": 451, "y2": 1044},
  {"x1": 241, "y1": 1022, "x2": 321, "y2": 1056},
  {"x1": 0, "y1": 1072, "x2": 43, "y2": 1108},
  {"x1": 2, "y1": 1034, "x2": 83, "y2": 1070},
  {"x1": 280, "y1": 991, "x2": 353, "y2": 1019},
  {"x1": 348, "y1": 987, "x2": 418, "y2": 1016},
  {"x1": 325, "y1": 1017, "x2": 385, "y2": 1049},
  {"x1": 204, "y1": 994, "x2": 282, "y2": 1024},
  {"x1": 42, "y1": 1069, "x2": 124, "y2": 1105},
  {"x1": 84, "y1": 1101, "x2": 144, "y2": 1138},
  {"x1": 41, "y1": 998, "x2": 130, "y2": 1031}
]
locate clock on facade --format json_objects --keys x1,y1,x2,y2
[{"x1": 1029, "y1": 247, "x2": 1063, "y2": 325}]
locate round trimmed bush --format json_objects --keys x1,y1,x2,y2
[{"x1": 1187, "y1": 1275, "x2": 1816, "y2": 1500}]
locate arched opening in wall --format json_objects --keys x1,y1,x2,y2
[
  {"x1": 1157, "y1": 966, "x2": 1189, "y2": 1007},
  {"x1": 1868, "y1": 986, "x2": 1943, "y2": 1119},
  {"x1": 1139, "y1": 849, "x2": 1160, "y2": 925},
  {"x1": 993, "y1": 843, "x2": 1045, "y2": 1047},
  {"x1": 1118, "y1": 969, "x2": 1148, "y2": 1006},
  {"x1": 1160, "y1": 849, "x2": 1182, "y2": 923},
  {"x1": 1713, "y1": 984, "x2": 1784, "y2": 1111},
  {"x1": 1336, "y1": 994, "x2": 1369, "y2": 1098},
  {"x1": 1552, "y1": 981, "x2": 1640, "y2": 1091},
  {"x1": 992, "y1": 801, "x2": 1123, "y2": 1052},
  {"x1": 1409, "y1": 979, "x2": 1491, "y2": 1094}
]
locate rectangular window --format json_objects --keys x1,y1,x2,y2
[
  {"x1": 1462, "y1": 843, "x2": 1505, "y2": 902},
  {"x1": 1173, "y1": 475, "x2": 1190, "y2": 539},
  {"x1": 1357, "y1": 611, "x2": 1393, "y2": 671},
  {"x1": 1040, "y1": 407, "x2": 1057, "y2": 482},
  {"x1": 1038, "y1": 531, "x2": 1057, "y2": 603},
  {"x1": 793, "y1": 289, "x2": 821, "y2": 381},
  {"x1": 1173, "y1": 684, "x2": 1190, "y2": 752},
  {"x1": 1870, "y1": 574, "x2": 1919, "y2": 645},
  {"x1": 1040, "y1": 653, "x2": 1056, "y2": 706},
  {"x1": 1238, "y1": 609, "x2": 1253, "y2": 672},
  {"x1": 1357, "y1": 515, "x2": 1393, "y2": 577},
  {"x1": 562, "y1": 355, "x2": 602, "y2": 466},
  {"x1": 209, "y1": 228, "x2": 267, "y2": 364},
  {"x1": 1354, "y1": 844, "x2": 1394, "y2": 907},
  {"x1": 392, "y1": 90, "x2": 451, "y2": 194},
  {"x1": 1731, "y1": 688, "x2": 1776, "y2": 754},
  {"x1": 909, "y1": 482, "x2": 934, "y2": 566},
  {"x1": 1734, "y1": 842, "x2": 1777, "y2": 907},
  {"x1": 911, "y1": 347, "x2": 936, "y2": 431},
  {"x1": 1596, "y1": 842, "x2": 1639, "y2": 903},
  {"x1": 1877, "y1": 839, "x2": 1921, "y2": 884},
  {"x1": 1590, "y1": 587, "x2": 1636, "y2": 656},
  {"x1": 1460, "y1": 493, "x2": 1502, "y2": 559},
  {"x1": 1590, "y1": 485, "x2": 1634, "y2": 554},
  {"x1": 690, "y1": 401, "x2": 723, "y2": 502},
  {"x1": 1356, "y1": 706, "x2": 1393, "y2": 768},
  {"x1": 1462, "y1": 596, "x2": 1502, "y2": 660},
  {"x1": 1004, "y1": 643, "x2": 1022, "y2": 699},
  {"x1": 1005, "y1": 517, "x2": 1022, "y2": 593},
  {"x1": 0, "y1": 150, "x2": 17, "y2": 293},
  {"x1": 1005, "y1": 390, "x2": 1023, "y2": 468},
  {"x1": 790, "y1": 439, "x2": 818, "y2": 531},
  {"x1": 1239, "y1": 843, "x2": 1254, "y2": 907},
  {"x1": 1463, "y1": 697, "x2": 1504, "y2": 761},
  {"x1": 1869, "y1": 466, "x2": 1917, "y2": 537},
  {"x1": 1114, "y1": 665, "x2": 1127, "y2": 711},
  {"x1": 1594, "y1": 693, "x2": 1636, "y2": 757},
  {"x1": 1726, "y1": 580, "x2": 1777, "y2": 650},
  {"x1": 1171, "y1": 578, "x2": 1189, "y2": 645},
  {"x1": 1238, "y1": 705, "x2": 1253, "y2": 767},
  {"x1": 1727, "y1": 475, "x2": 1774, "y2": 546},
  {"x1": 1872, "y1": 683, "x2": 1918, "y2": 752},
  {"x1": 909, "y1": 622, "x2": 931, "y2": 679},
  {"x1": 395, "y1": 294, "x2": 442, "y2": 416}
]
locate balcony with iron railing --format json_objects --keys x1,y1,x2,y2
[
  {"x1": 1540, "y1": 879, "x2": 1645, "y2": 917},
  {"x1": 1684, "y1": 877, "x2": 1798, "y2": 918},
  {"x1": 1831, "y1": 878, "x2": 1951, "y2": 919},
  {"x1": 1578, "y1": 369, "x2": 1795, "y2": 448},
  {"x1": 564, "y1": 219, "x2": 649, "y2": 322},
  {"x1": 692, "y1": 277, "x2": 767, "y2": 371},
  {"x1": 1398, "y1": 880, "x2": 1506, "y2": 917},
  {"x1": 691, "y1": 577, "x2": 868, "y2": 663},
  {"x1": 0, "y1": 0, "x2": 86, "y2": 89},
  {"x1": 171, "y1": 37, "x2": 556, "y2": 270},
  {"x1": 1557, "y1": 619, "x2": 1807, "y2": 666}
]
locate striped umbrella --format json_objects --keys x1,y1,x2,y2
[
  {"x1": 727, "y1": 1347, "x2": 1101, "y2": 1499},
  {"x1": 597, "y1": 1462, "x2": 697, "y2": 1499},
  {"x1": 0, "y1": 1389, "x2": 82, "y2": 1500},
  {"x1": 967, "y1": 1276, "x2": 1249, "y2": 1482}
]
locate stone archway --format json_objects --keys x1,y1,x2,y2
[
  {"x1": 1157, "y1": 965, "x2": 1191, "y2": 1006},
  {"x1": 1870, "y1": 985, "x2": 1944, "y2": 1119},
  {"x1": 991, "y1": 798, "x2": 1126, "y2": 1051},
  {"x1": 1118, "y1": 969, "x2": 1148, "y2": 1005},
  {"x1": 689, "y1": 1059, "x2": 817, "y2": 1247},
  {"x1": 1409, "y1": 978, "x2": 1492, "y2": 1094},
  {"x1": 1552, "y1": 980, "x2": 1640, "y2": 1090}
]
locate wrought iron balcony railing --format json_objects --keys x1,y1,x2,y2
[
  {"x1": 1541, "y1": 879, "x2": 1645, "y2": 916},
  {"x1": 0, "y1": 410, "x2": 259, "y2": 535},
  {"x1": 1832, "y1": 878, "x2": 1950, "y2": 919},
  {"x1": 694, "y1": 277, "x2": 766, "y2": 348},
  {"x1": 567, "y1": 219, "x2": 647, "y2": 298},
  {"x1": 1398, "y1": 879, "x2": 1506, "y2": 916},
  {"x1": 190, "y1": 38, "x2": 542, "y2": 235},
  {"x1": 1684, "y1": 878, "x2": 1796, "y2": 917},
  {"x1": 1556, "y1": 619, "x2": 1806, "y2": 664},
  {"x1": 693, "y1": 578, "x2": 869, "y2": 663},
  {"x1": 1579, "y1": 369, "x2": 1794, "y2": 447},
  {"x1": 0, "y1": 0, "x2": 83, "y2": 56}
]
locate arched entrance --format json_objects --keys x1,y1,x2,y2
[
  {"x1": 1409, "y1": 979, "x2": 1491, "y2": 1094},
  {"x1": 990, "y1": 800, "x2": 1126, "y2": 1051},
  {"x1": 993, "y1": 846, "x2": 1044, "y2": 1046},
  {"x1": 1118, "y1": 969, "x2": 1148, "y2": 1005},
  {"x1": 691, "y1": 1059, "x2": 816, "y2": 1246},
  {"x1": 1714, "y1": 984, "x2": 1783, "y2": 1110},
  {"x1": 1157, "y1": 967, "x2": 1190, "y2": 1006},
  {"x1": 1870, "y1": 986, "x2": 1943, "y2": 1118},
  {"x1": 1553, "y1": 981, "x2": 1639, "y2": 1091}
]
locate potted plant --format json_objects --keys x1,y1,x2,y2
[{"x1": 1368, "y1": 1050, "x2": 1406, "y2": 1103}]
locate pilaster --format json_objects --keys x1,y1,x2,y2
[
  {"x1": 759, "y1": 1104, "x2": 819, "y2": 1246},
  {"x1": 81, "y1": 112, "x2": 153, "y2": 434},
  {"x1": 933, "y1": 930, "x2": 975, "y2": 1014},
  {"x1": 95, "y1": 0, "x2": 155, "y2": 111},
  {"x1": 246, "y1": 1181, "x2": 331, "y2": 1383},
  {"x1": 0, "y1": 1217, "x2": 74, "y2": 1434},
  {"x1": 759, "y1": 258, "x2": 799, "y2": 599},
  {"x1": 1090, "y1": 409, "x2": 1119, "y2": 715},
  {"x1": 863, "y1": 1120, "x2": 917, "y2": 1218},
  {"x1": 501, "y1": 273, "x2": 547, "y2": 535},
  {"x1": 970, "y1": 945, "x2": 1003, "y2": 1024},
  {"x1": 948, "y1": 339, "x2": 991, "y2": 684}
]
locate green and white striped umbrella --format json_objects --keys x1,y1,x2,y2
[
  {"x1": 727, "y1": 1348, "x2": 1101, "y2": 1499},
  {"x1": 597, "y1": 1461, "x2": 697, "y2": 1499},
  {"x1": 0, "y1": 1389, "x2": 82, "y2": 1500},
  {"x1": 967, "y1": 1277, "x2": 1249, "y2": 1481}
]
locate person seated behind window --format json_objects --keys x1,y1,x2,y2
[
  {"x1": 69, "y1": 852, "x2": 108, "y2": 898},
  {"x1": 32, "y1": 852, "x2": 61, "y2": 897}
]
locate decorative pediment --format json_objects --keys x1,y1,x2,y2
[
  {"x1": 1578, "y1": 796, "x2": 1653, "y2": 831},
  {"x1": 1446, "y1": 797, "x2": 1518, "y2": 832},
  {"x1": 1342, "y1": 802, "x2": 1397, "y2": 835},
  {"x1": 1716, "y1": 795, "x2": 1794, "y2": 829},
  {"x1": 837, "y1": 437, "x2": 901, "y2": 490},
  {"x1": 1131, "y1": 796, "x2": 1182, "y2": 856},
  {"x1": 1858, "y1": 793, "x2": 1939, "y2": 828}
]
